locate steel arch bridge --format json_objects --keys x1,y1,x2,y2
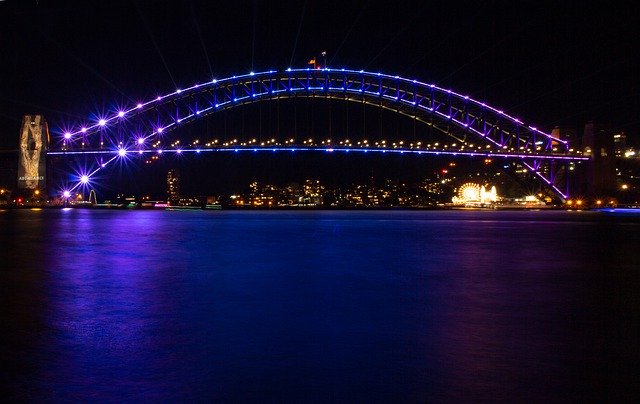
[{"x1": 48, "y1": 68, "x2": 588, "y2": 200}]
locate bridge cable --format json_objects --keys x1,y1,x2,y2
[
  {"x1": 328, "y1": 1, "x2": 370, "y2": 66},
  {"x1": 364, "y1": 4, "x2": 425, "y2": 69},
  {"x1": 35, "y1": 30, "x2": 133, "y2": 104},
  {"x1": 134, "y1": 1, "x2": 177, "y2": 88},
  {"x1": 436, "y1": 13, "x2": 543, "y2": 88},
  {"x1": 289, "y1": 0, "x2": 309, "y2": 67},
  {"x1": 251, "y1": 0, "x2": 258, "y2": 71},
  {"x1": 190, "y1": 1, "x2": 214, "y2": 79}
]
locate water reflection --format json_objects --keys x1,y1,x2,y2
[{"x1": 0, "y1": 209, "x2": 638, "y2": 401}]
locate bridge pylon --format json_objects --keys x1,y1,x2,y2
[{"x1": 18, "y1": 115, "x2": 49, "y2": 193}]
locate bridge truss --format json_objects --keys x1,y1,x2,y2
[{"x1": 48, "y1": 68, "x2": 588, "y2": 199}]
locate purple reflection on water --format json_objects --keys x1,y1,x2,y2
[{"x1": 0, "y1": 209, "x2": 638, "y2": 401}]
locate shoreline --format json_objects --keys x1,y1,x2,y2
[{"x1": 0, "y1": 204, "x2": 607, "y2": 212}]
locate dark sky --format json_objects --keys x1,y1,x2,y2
[{"x1": 1, "y1": 0, "x2": 639, "y2": 148}]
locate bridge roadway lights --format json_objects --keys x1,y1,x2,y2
[{"x1": 51, "y1": 67, "x2": 585, "y2": 198}]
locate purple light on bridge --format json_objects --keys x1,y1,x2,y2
[
  {"x1": 118, "y1": 148, "x2": 127, "y2": 156},
  {"x1": 137, "y1": 138, "x2": 145, "y2": 145},
  {"x1": 137, "y1": 103, "x2": 143, "y2": 109},
  {"x1": 98, "y1": 119, "x2": 106, "y2": 126},
  {"x1": 80, "y1": 175, "x2": 89, "y2": 184},
  {"x1": 63, "y1": 190, "x2": 71, "y2": 198},
  {"x1": 157, "y1": 127, "x2": 164, "y2": 133},
  {"x1": 81, "y1": 127, "x2": 87, "y2": 133},
  {"x1": 118, "y1": 111, "x2": 125, "y2": 118},
  {"x1": 64, "y1": 132, "x2": 72, "y2": 139}
]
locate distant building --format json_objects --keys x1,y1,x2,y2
[
  {"x1": 613, "y1": 132, "x2": 627, "y2": 157},
  {"x1": 581, "y1": 121, "x2": 616, "y2": 196},
  {"x1": 301, "y1": 179, "x2": 324, "y2": 206},
  {"x1": 167, "y1": 168, "x2": 180, "y2": 204},
  {"x1": 551, "y1": 126, "x2": 578, "y2": 151}
]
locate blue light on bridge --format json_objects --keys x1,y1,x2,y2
[{"x1": 53, "y1": 66, "x2": 585, "y2": 199}]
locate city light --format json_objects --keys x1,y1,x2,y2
[{"x1": 80, "y1": 175, "x2": 89, "y2": 184}]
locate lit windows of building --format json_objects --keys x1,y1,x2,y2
[{"x1": 167, "y1": 168, "x2": 180, "y2": 204}]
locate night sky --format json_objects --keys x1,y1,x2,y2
[{"x1": 1, "y1": 0, "x2": 639, "y2": 194}]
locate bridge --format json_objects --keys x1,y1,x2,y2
[{"x1": 46, "y1": 68, "x2": 589, "y2": 200}]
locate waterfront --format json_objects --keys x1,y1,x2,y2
[{"x1": 1, "y1": 209, "x2": 639, "y2": 401}]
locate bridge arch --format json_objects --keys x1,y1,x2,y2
[{"x1": 52, "y1": 68, "x2": 586, "y2": 199}]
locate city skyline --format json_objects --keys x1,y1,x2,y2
[
  {"x1": 2, "y1": 2, "x2": 639, "y2": 401},
  {"x1": 1, "y1": 1, "x2": 639, "y2": 203}
]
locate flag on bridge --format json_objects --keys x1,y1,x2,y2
[{"x1": 308, "y1": 58, "x2": 316, "y2": 68}]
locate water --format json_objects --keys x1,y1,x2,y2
[{"x1": 1, "y1": 209, "x2": 639, "y2": 402}]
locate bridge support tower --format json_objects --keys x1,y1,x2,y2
[{"x1": 17, "y1": 115, "x2": 49, "y2": 195}]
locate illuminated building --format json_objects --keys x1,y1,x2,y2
[
  {"x1": 301, "y1": 179, "x2": 324, "y2": 206},
  {"x1": 18, "y1": 115, "x2": 49, "y2": 191},
  {"x1": 167, "y1": 168, "x2": 180, "y2": 204},
  {"x1": 613, "y1": 133, "x2": 627, "y2": 157},
  {"x1": 451, "y1": 182, "x2": 498, "y2": 206}
]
